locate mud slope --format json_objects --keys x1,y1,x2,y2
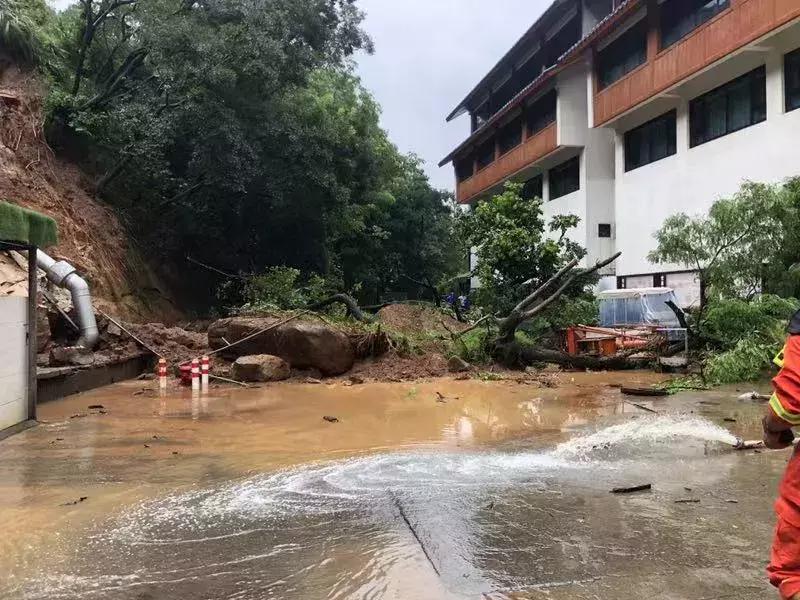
[{"x1": 0, "y1": 65, "x2": 179, "y2": 322}]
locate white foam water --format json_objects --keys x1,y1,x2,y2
[
  {"x1": 552, "y1": 414, "x2": 739, "y2": 461},
  {"x1": 106, "y1": 415, "x2": 738, "y2": 546}
]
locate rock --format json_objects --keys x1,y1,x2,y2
[
  {"x1": 323, "y1": 415, "x2": 339, "y2": 423},
  {"x1": 208, "y1": 317, "x2": 355, "y2": 376},
  {"x1": 137, "y1": 372, "x2": 155, "y2": 381},
  {"x1": 231, "y1": 355, "x2": 290, "y2": 382},
  {"x1": 106, "y1": 322, "x2": 123, "y2": 338},
  {"x1": 49, "y1": 346, "x2": 95, "y2": 367},
  {"x1": 447, "y1": 356, "x2": 471, "y2": 373},
  {"x1": 36, "y1": 353, "x2": 49, "y2": 367}
]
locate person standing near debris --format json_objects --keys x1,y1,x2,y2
[{"x1": 765, "y1": 317, "x2": 800, "y2": 600}]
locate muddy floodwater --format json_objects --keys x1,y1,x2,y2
[{"x1": 0, "y1": 372, "x2": 789, "y2": 599}]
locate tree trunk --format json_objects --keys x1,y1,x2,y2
[
  {"x1": 309, "y1": 294, "x2": 372, "y2": 323},
  {"x1": 496, "y1": 343, "x2": 649, "y2": 371}
]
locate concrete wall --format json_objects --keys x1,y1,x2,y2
[
  {"x1": 0, "y1": 296, "x2": 28, "y2": 431},
  {"x1": 613, "y1": 42, "x2": 800, "y2": 277}
]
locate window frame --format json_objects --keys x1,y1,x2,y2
[
  {"x1": 498, "y1": 116, "x2": 523, "y2": 156},
  {"x1": 549, "y1": 156, "x2": 581, "y2": 200},
  {"x1": 659, "y1": 0, "x2": 730, "y2": 51},
  {"x1": 455, "y1": 156, "x2": 474, "y2": 183},
  {"x1": 785, "y1": 47, "x2": 800, "y2": 113},
  {"x1": 689, "y1": 65, "x2": 767, "y2": 148},
  {"x1": 596, "y1": 17, "x2": 648, "y2": 90},
  {"x1": 521, "y1": 175, "x2": 544, "y2": 201},
  {"x1": 526, "y1": 89, "x2": 557, "y2": 138},
  {"x1": 624, "y1": 110, "x2": 677, "y2": 172},
  {"x1": 475, "y1": 137, "x2": 496, "y2": 171}
]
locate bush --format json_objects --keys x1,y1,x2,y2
[
  {"x1": 701, "y1": 294, "x2": 797, "y2": 384},
  {"x1": 705, "y1": 339, "x2": 777, "y2": 384},
  {"x1": 702, "y1": 294, "x2": 796, "y2": 349},
  {"x1": 241, "y1": 267, "x2": 332, "y2": 311},
  {"x1": 456, "y1": 329, "x2": 493, "y2": 364}
]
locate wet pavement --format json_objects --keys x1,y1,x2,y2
[{"x1": 0, "y1": 372, "x2": 788, "y2": 599}]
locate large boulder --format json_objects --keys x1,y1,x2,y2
[
  {"x1": 208, "y1": 317, "x2": 355, "y2": 376},
  {"x1": 232, "y1": 355, "x2": 290, "y2": 382}
]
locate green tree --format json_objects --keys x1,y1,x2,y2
[
  {"x1": 648, "y1": 181, "x2": 782, "y2": 304},
  {"x1": 457, "y1": 181, "x2": 586, "y2": 315}
]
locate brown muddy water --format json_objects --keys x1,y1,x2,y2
[{"x1": 0, "y1": 372, "x2": 789, "y2": 599}]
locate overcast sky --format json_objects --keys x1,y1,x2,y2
[
  {"x1": 47, "y1": 0, "x2": 550, "y2": 190},
  {"x1": 354, "y1": 0, "x2": 550, "y2": 190}
]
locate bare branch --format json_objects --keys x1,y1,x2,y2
[
  {"x1": 520, "y1": 252, "x2": 621, "y2": 321},
  {"x1": 513, "y1": 257, "x2": 579, "y2": 314}
]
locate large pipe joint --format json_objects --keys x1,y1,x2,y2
[
  {"x1": 45, "y1": 260, "x2": 77, "y2": 287},
  {"x1": 34, "y1": 250, "x2": 99, "y2": 350}
]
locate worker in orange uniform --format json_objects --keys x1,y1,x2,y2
[{"x1": 765, "y1": 323, "x2": 800, "y2": 600}]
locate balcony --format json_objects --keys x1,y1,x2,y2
[
  {"x1": 456, "y1": 123, "x2": 558, "y2": 204},
  {"x1": 594, "y1": 0, "x2": 800, "y2": 126}
]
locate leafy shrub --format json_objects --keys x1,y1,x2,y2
[
  {"x1": 702, "y1": 294, "x2": 796, "y2": 349},
  {"x1": 456, "y1": 329, "x2": 493, "y2": 364},
  {"x1": 701, "y1": 294, "x2": 797, "y2": 384},
  {"x1": 241, "y1": 266, "x2": 331, "y2": 311},
  {"x1": 705, "y1": 339, "x2": 778, "y2": 384}
]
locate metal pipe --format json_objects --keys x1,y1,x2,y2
[{"x1": 34, "y1": 249, "x2": 99, "y2": 349}]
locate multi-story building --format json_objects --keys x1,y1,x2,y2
[{"x1": 440, "y1": 0, "x2": 800, "y2": 307}]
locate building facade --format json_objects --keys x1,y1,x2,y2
[{"x1": 441, "y1": 0, "x2": 800, "y2": 307}]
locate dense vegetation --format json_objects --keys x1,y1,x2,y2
[
  {"x1": 650, "y1": 179, "x2": 800, "y2": 383},
  {"x1": 12, "y1": 0, "x2": 460, "y2": 308}
]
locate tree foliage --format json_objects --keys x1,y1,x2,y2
[
  {"x1": 457, "y1": 182, "x2": 587, "y2": 315},
  {"x1": 648, "y1": 180, "x2": 800, "y2": 302},
  {"x1": 11, "y1": 0, "x2": 459, "y2": 309}
]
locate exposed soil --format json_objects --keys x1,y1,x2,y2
[
  {"x1": 376, "y1": 304, "x2": 468, "y2": 336},
  {"x1": 123, "y1": 322, "x2": 209, "y2": 368},
  {"x1": 0, "y1": 63, "x2": 178, "y2": 322}
]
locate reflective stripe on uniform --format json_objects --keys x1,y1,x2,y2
[
  {"x1": 771, "y1": 393, "x2": 800, "y2": 425},
  {"x1": 776, "y1": 344, "x2": 787, "y2": 368}
]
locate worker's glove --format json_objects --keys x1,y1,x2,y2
[{"x1": 763, "y1": 417, "x2": 795, "y2": 449}]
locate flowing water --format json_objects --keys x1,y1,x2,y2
[{"x1": 0, "y1": 375, "x2": 787, "y2": 599}]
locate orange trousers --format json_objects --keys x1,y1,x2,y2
[{"x1": 770, "y1": 516, "x2": 800, "y2": 599}]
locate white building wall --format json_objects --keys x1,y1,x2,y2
[
  {"x1": 0, "y1": 296, "x2": 29, "y2": 431},
  {"x1": 614, "y1": 47, "x2": 800, "y2": 277}
]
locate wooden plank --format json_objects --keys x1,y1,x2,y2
[
  {"x1": 595, "y1": 0, "x2": 798, "y2": 126},
  {"x1": 457, "y1": 124, "x2": 557, "y2": 203}
]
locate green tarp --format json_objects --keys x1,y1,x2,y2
[{"x1": 0, "y1": 201, "x2": 58, "y2": 248}]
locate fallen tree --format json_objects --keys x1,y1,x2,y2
[
  {"x1": 308, "y1": 293, "x2": 372, "y2": 323},
  {"x1": 454, "y1": 252, "x2": 653, "y2": 370}
]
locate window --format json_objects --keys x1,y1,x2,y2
[
  {"x1": 498, "y1": 116, "x2": 523, "y2": 155},
  {"x1": 526, "y1": 90, "x2": 557, "y2": 137},
  {"x1": 455, "y1": 157, "x2": 474, "y2": 183},
  {"x1": 475, "y1": 138, "x2": 496, "y2": 171},
  {"x1": 624, "y1": 110, "x2": 677, "y2": 171},
  {"x1": 653, "y1": 273, "x2": 667, "y2": 287},
  {"x1": 597, "y1": 18, "x2": 648, "y2": 90},
  {"x1": 786, "y1": 48, "x2": 800, "y2": 112},
  {"x1": 689, "y1": 66, "x2": 766, "y2": 147},
  {"x1": 598, "y1": 223, "x2": 612, "y2": 238},
  {"x1": 549, "y1": 156, "x2": 580, "y2": 200},
  {"x1": 660, "y1": 0, "x2": 729, "y2": 50},
  {"x1": 617, "y1": 276, "x2": 627, "y2": 289},
  {"x1": 521, "y1": 175, "x2": 543, "y2": 200}
]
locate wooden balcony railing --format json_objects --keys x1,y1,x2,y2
[
  {"x1": 594, "y1": 0, "x2": 800, "y2": 126},
  {"x1": 456, "y1": 123, "x2": 558, "y2": 203}
]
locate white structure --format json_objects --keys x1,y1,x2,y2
[
  {"x1": 0, "y1": 296, "x2": 32, "y2": 435},
  {"x1": 441, "y1": 0, "x2": 800, "y2": 307}
]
